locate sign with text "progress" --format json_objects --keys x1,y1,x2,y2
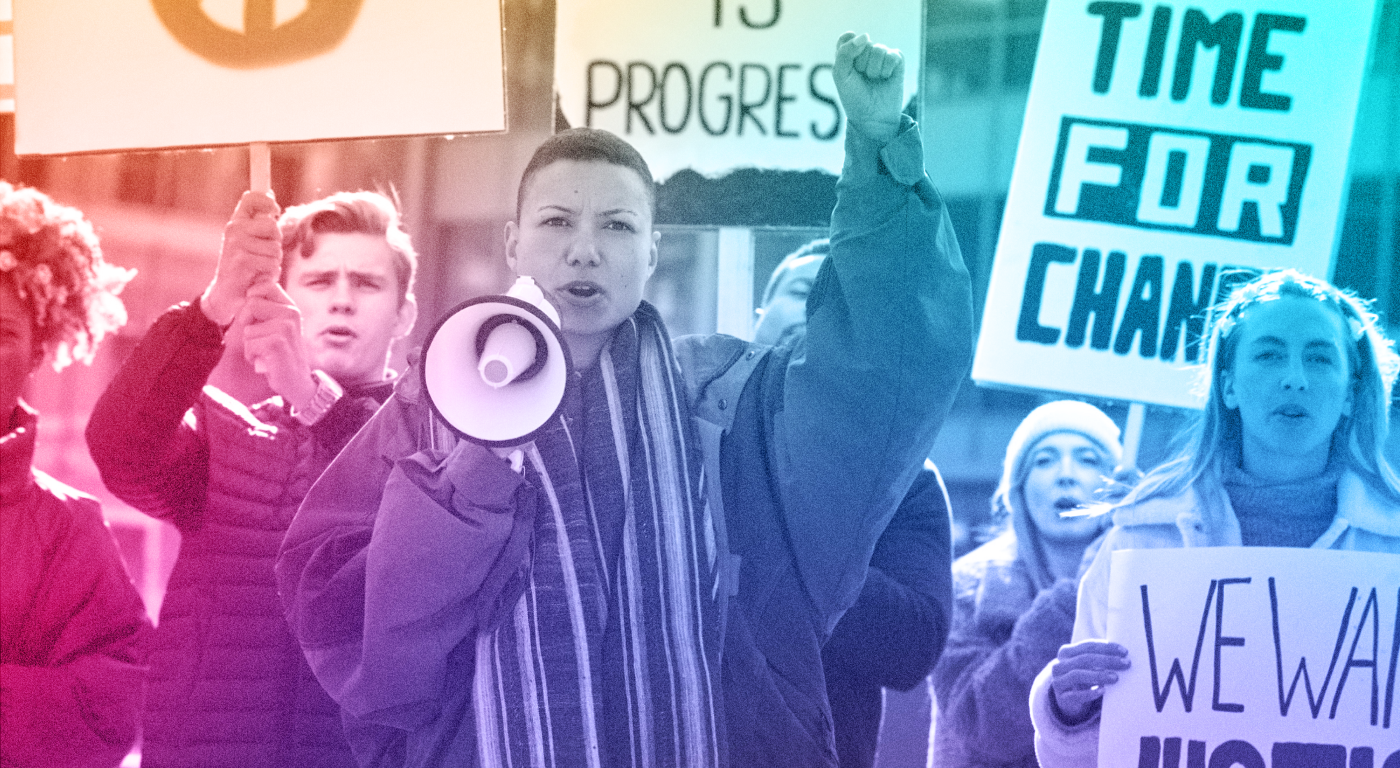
[
  {"x1": 971, "y1": 0, "x2": 1377, "y2": 409},
  {"x1": 554, "y1": 0, "x2": 921, "y2": 179}
]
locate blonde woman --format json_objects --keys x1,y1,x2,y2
[{"x1": 1029, "y1": 270, "x2": 1400, "y2": 767}]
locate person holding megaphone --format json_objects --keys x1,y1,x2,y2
[
  {"x1": 86, "y1": 190, "x2": 418, "y2": 768},
  {"x1": 278, "y1": 32, "x2": 973, "y2": 768}
]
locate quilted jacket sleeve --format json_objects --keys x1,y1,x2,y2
[{"x1": 86, "y1": 301, "x2": 223, "y2": 532}]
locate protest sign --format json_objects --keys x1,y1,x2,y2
[
  {"x1": 971, "y1": 0, "x2": 1379, "y2": 409},
  {"x1": 554, "y1": 0, "x2": 921, "y2": 179},
  {"x1": 1101, "y1": 548, "x2": 1400, "y2": 767},
  {"x1": 0, "y1": 2, "x2": 12, "y2": 114},
  {"x1": 13, "y1": 0, "x2": 505, "y2": 155}
]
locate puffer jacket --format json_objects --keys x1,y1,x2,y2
[
  {"x1": 87, "y1": 301, "x2": 389, "y2": 768},
  {"x1": 1029, "y1": 466, "x2": 1400, "y2": 768},
  {"x1": 2, "y1": 401, "x2": 153, "y2": 768}
]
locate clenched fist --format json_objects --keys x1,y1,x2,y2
[{"x1": 833, "y1": 32, "x2": 905, "y2": 143}]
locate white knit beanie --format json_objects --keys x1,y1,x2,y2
[{"x1": 993, "y1": 400, "x2": 1124, "y2": 518}]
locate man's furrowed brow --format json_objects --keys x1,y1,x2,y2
[
  {"x1": 349, "y1": 269, "x2": 389, "y2": 284},
  {"x1": 297, "y1": 268, "x2": 338, "y2": 282}
]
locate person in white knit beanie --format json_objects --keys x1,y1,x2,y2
[{"x1": 930, "y1": 400, "x2": 1122, "y2": 768}]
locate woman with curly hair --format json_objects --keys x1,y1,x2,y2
[
  {"x1": 1029, "y1": 269, "x2": 1400, "y2": 768},
  {"x1": 0, "y1": 181, "x2": 150, "y2": 768}
]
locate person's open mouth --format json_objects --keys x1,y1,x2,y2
[
  {"x1": 321, "y1": 325, "x2": 357, "y2": 346},
  {"x1": 559, "y1": 281, "x2": 603, "y2": 301}
]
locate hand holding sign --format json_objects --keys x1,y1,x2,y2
[
  {"x1": 240, "y1": 280, "x2": 316, "y2": 412},
  {"x1": 1094, "y1": 549, "x2": 1400, "y2": 767},
  {"x1": 1050, "y1": 639, "x2": 1130, "y2": 722},
  {"x1": 832, "y1": 32, "x2": 903, "y2": 143},
  {"x1": 201, "y1": 191, "x2": 282, "y2": 327}
]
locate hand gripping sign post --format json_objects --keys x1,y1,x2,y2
[
  {"x1": 971, "y1": 0, "x2": 1380, "y2": 456},
  {"x1": 13, "y1": 0, "x2": 505, "y2": 191},
  {"x1": 1101, "y1": 548, "x2": 1400, "y2": 768}
]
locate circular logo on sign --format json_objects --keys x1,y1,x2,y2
[{"x1": 152, "y1": 0, "x2": 365, "y2": 69}]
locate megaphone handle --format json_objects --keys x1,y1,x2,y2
[
  {"x1": 476, "y1": 315, "x2": 549, "y2": 383},
  {"x1": 493, "y1": 446, "x2": 526, "y2": 474}
]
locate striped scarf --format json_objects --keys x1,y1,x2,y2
[{"x1": 472, "y1": 302, "x2": 724, "y2": 768}]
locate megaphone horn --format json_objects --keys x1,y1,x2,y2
[
  {"x1": 421, "y1": 277, "x2": 571, "y2": 447},
  {"x1": 475, "y1": 314, "x2": 547, "y2": 388}
]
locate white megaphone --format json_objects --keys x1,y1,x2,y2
[{"x1": 420, "y1": 276, "x2": 571, "y2": 447}]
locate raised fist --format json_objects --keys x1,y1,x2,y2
[{"x1": 833, "y1": 32, "x2": 905, "y2": 143}]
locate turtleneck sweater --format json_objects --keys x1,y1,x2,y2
[{"x1": 1222, "y1": 456, "x2": 1341, "y2": 548}]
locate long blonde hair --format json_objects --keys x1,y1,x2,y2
[{"x1": 1126, "y1": 269, "x2": 1400, "y2": 504}]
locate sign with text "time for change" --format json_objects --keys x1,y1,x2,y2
[
  {"x1": 554, "y1": 0, "x2": 920, "y2": 179},
  {"x1": 972, "y1": 0, "x2": 1377, "y2": 409},
  {"x1": 1101, "y1": 548, "x2": 1399, "y2": 768},
  {"x1": 14, "y1": 0, "x2": 504, "y2": 155}
]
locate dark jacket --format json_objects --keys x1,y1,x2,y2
[
  {"x1": 85, "y1": 302, "x2": 389, "y2": 768},
  {"x1": 821, "y1": 463, "x2": 952, "y2": 768},
  {"x1": 276, "y1": 115, "x2": 972, "y2": 768},
  {"x1": 2, "y1": 402, "x2": 153, "y2": 768},
  {"x1": 704, "y1": 115, "x2": 970, "y2": 768}
]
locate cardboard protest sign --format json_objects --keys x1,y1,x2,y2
[
  {"x1": 971, "y1": 0, "x2": 1379, "y2": 409},
  {"x1": 0, "y1": 2, "x2": 12, "y2": 114},
  {"x1": 554, "y1": 0, "x2": 920, "y2": 179},
  {"x1": 13, "y1": 0, "x2": 505, "y2": 155},
  {"x1": 1101, "y1": 548, "x2": 1400, "y2": 767}
]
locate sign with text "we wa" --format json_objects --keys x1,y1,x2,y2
[
  {"x1": 1101, "y1": 548, "x2": 1399, "y2": 768},
  {"x1": 14, "y1": 0, "x2": 504, "y2": 155},
  {"x1": 971, "y1": 0, "x2": 1378, "y2": 409}
]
